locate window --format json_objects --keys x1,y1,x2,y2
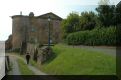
[{"x1": 31, "y1": 27, "x2": 36, "y2": 32}]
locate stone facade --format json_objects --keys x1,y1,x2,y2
[{"x1": 11, "y1": 12, "x2": 62, "y2": 49}]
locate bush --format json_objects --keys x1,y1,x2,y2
[
  {"x1": 66, "y1": 27, "x2": 116, "y2": 46},
  {"x1": 12, "y1": 48, "x2": 20, "y2": 52}
]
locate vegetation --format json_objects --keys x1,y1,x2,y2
[
  {"x1": 61, "y1": 12, "x2": 97, "y2": 39},
  {"x1": 66, "y1": 27, "x2": 116, "y2": 46},
  {"x1": 96, "y1": 0, "x2": 116, "y2": 26},
  {"x1": 61, "y1": 0, "x2": 120, "y2": 46},
  {"x1": 40, "y1": 44, "x2": 116, "y2": 75},
  {"x1": 116, "y1": 2, "x2": 121, "y2": 25},
  {"x1": 12, "y1": 48, "x2": 20, "y2": 52},
  {"x1": 17, "y1": 58, "x2": 34, "y2": 75},
  {"x1": 61, "y1": 12, "x2": 80, "y2": 38},
  {"x1": 80, "y1": 11, "x2": 97, "y2": 30}
]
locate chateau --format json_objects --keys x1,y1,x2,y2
[{"x1": 10, "y1": 12, "x2": 62, "y2": 50}]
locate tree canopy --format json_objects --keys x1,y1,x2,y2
[{"x1": 61, "y1": 11, "x2": 97, "y2": 38}]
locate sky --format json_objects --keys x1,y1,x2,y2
[{"x1": 0, "y1": 0, "x2": 119, "y2": 41}]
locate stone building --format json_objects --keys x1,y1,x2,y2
[{"x1": 11, "y1": 12, "x2": 62, "y2": 50}]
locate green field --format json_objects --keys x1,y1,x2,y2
[{"x1": 39, "y1": 44, "x2": 116, "y2": 75}]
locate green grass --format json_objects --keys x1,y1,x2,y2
[
  {"x1": 17, "y1": 58, "x2": 34, "y2": 75},
  {"x1": 40, "y1": 44, "x2": 116, "y2": 75}
]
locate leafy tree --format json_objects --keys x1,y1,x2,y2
[
  {"x1": 116, "y1": 2, "x2": 121, "y2": 25},
  {"x1": 116, "y1": 2, "x2": 121, "y2": 45},
  {"x1": 61, "y1": 12, "x2": 80, "y2": 38},
  {"x1": 96, "y1": 0, "x2": 116, "y2": 27},
  {"x1": 61, "y1": 11, "x2": 98, "y2": 39},
  {"x1": 79, "y1": 11, "x2": 97, "y2": 30}
]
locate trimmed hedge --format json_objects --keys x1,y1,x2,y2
[{"x1": 66, "y1": 27, "x2": 116, "y2": 46}]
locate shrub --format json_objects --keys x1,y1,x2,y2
[
  {"x1": 12, "y1": 48, "x2": 20, "y2": 52},
  {"x1": 66, "y1": 26, "x2": 116, "y2": 46}
]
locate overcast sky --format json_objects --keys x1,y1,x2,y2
[{"x1": 0, "y1": 0, "x2": 119, "y2": 41}]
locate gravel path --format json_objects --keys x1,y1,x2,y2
[
  {"x1": 8, "y1": 55, "x2": 21, "y2": 75},
  {"x1": 8, "y1": 54, "x2": 46, "y2": 75},
  {"x1": 28, "y1": 65, "x2": 46, "y2": 75}
]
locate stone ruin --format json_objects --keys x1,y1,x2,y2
[
  {"x1": 26, "y1": 43, "x2": 53, "y2": 64},
  {"x1": 37, "y1": 46, "x2": 53, "y2": 64}
]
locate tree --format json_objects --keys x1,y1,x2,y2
[
  {"x1": 79, "y1": 11, "x2": 97, "y2": 30},
  {"x1": 61, "y1": 12, "x2": 80, "y2": 38},
  {"x1": 116, "y1": 1, "x2": 121, "y2": 25},
  {"x1": 96, "y1": 0, "x2": 116, "y2": 27},
  {"x1": 116, "y1": 2, "x2": 121, "y2": 46}
]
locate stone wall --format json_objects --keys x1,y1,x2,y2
[
  {"x1": 12, "y1": 16, "x2": 30, "y2": 49},
  {"x1": 26, "y1": 43, "x2": 37, "y2": 57},
  {"x1": 11, "y1": 12, "x2": 62, "y2": 49},
  {"x1": 26, "y1": 43, "x2": 53, "y2": 64},
  {"x1": 37, "y1": 46, "x2": 53, "y2": 64}
]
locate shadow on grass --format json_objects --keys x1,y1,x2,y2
[{"x1": 43, "y1": 52, "x2": 57, "y2": 64}]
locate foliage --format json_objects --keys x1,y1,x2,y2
[
  {"x1": 80, "y1": 11, "x2": 97, "y2": 30},
  {"x1": 117, "y1": 26, "x2": 121, "y2": 46},
  {"x1": 61, "y1": 12, "x2": 97, "y2": 39},
  {"x1": 61, "y1": 12, "x2": 80, "y2": 33},
  {"x1": 96, "y1": 0, "x2": 116, "y2": 26},
  {"x1": 12, "y1": 48, "x2": 20, "y2": 52},
  {"x1": 66, "y1": 27, "x2": 116, "y2": 46},
  {"x1": 61, "y1": 0, "x2": 118, "y2": 45},
  {"x1": 61, "y1": 12, "x2": 80, "y2": 38},
  {"x1": 116, "y1": 2, "x2": 121, "y2": 25}
]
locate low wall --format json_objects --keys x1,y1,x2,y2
[
  {"x1": 37, "y1": 46, "x2": 53, "y2": 64},
  {"x1": 26, "y1": 43, "x2": 53, "y2": 64}
]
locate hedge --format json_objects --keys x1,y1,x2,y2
[{"x1": 66, "y1": 27, "x2": 116, "y2": 46}]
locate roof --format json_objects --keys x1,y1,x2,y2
[
  {"x1": 11, "y1": 15, "x2": 28, "y2": 19},
  {"x1": 117, "y1": 1, "x2": 121, "y2": 7},
  {"x1": 11, "y1": 12, "x2": 63, "y2": 20},
  {"x1": 37, "y1": 12, "x2": 62, "y2": 20}
]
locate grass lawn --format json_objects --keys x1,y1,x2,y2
[
  {"x1": 17, "y1": 58, "x2": 34, "y2": 75},
  {"x1": 39, "y1": 44, "x2": 116, "y2": 75}
]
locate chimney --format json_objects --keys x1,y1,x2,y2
[{"x1": 20, "y1": 11, "x2": 22, "y2": 15}]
